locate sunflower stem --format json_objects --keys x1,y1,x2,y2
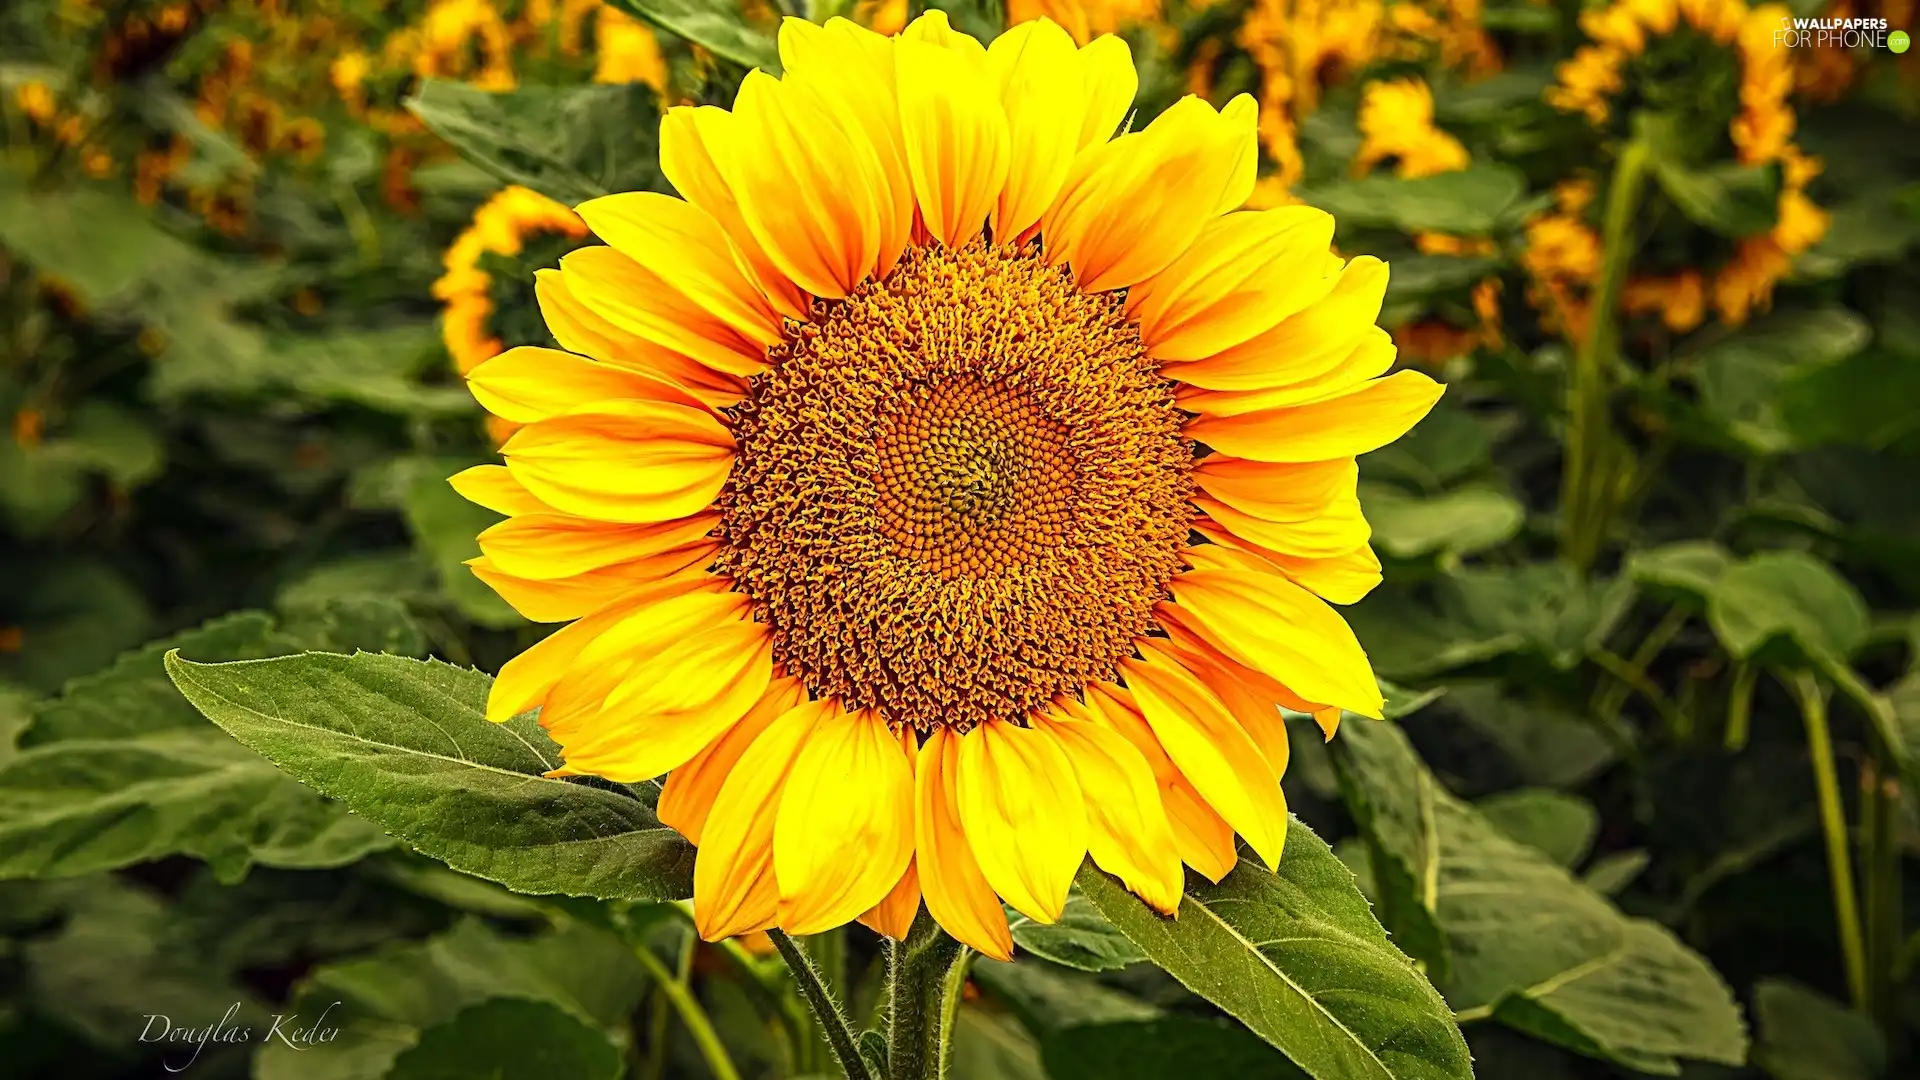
[
  {"x1": 628, "y1": 936, "x2": 743, "y2": 1080},
  {"x1": 887, "y1": 910, "x2": 968, "y2": 1080},
  {"x1": 1787, "y1": 671, "x2": 1870, "y2": 1012},
  {"x1": 769, "y1": 928, "x2": 874, "y2": 1080},
  {"x1": 1560, "y1": 136, "x2": 1651, "y2": 575}
]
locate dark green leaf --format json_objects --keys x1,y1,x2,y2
[
  {"x1": 1580, "y1": 851, "x2": 1650, "y2": 896},
  {"x1": 1476, "y1": 790, "x2": 1599, "y2": 868},
  {"x1": 1706, "y1": 551, "x2": 1869, "y2": 662},
  {"x1": 1751, "y1": 978, "x2": 1886, "y2": 1080},
  {"x1": 1652, "y1": 160, "x2": 1780, "y2": 237},
  {"x1": 614, "y1": 0, "x2": 780, "y2": 71},
  {"x1": 404, "y1": 80, "x2": 665, "y2": 206},
  {"x1": 1332, "y1": 720, "x2": 1748, "y2": 1073},
  {"x1": 385, "y1": 999, "x2": 623, "y2": 1080},
  {"x1": 1042, "y1": 1017, "x2": 1310, "y2": 1080},
  {"x1": 1006, "y1": 891, "x2": 1147, "y2": 972},
  {"x1": 971, "y1": 957, "x2": 1159, "y2": 1035},
  {"x1": 949, "y1": 1005, "x2": 1046, "y2": 1080},
  {"x1": 0, "y1": 561, "x2": 154, "y2": 695},
  {"x1": 1776, "y1": 348, "x2": 1920, "y2": 450},
  {"x1": 1077, "y1": 821, "x2": 1472, "y2": 1080},
  {"x1": 1443, "y1": 684, "x2": 1619, "y2": 789},
  {"x1": 1302, "y1": 166, "x2": 1526, "y2": 234},
  {"x1": 1692, "y1": 307, "x2": 1872, "y2": 455},
  {"x1": 396, "y1": 458, "x2": 523, "y2": 628},
  {"x1": 1363, "y1": 484, "x2": 1524, "y2": 559},
  {"x1": 1626, "y1": 541, "x2": 1733, "y2": 605},
  {"x1": 164, "y1": 651, "x2": 695, "y2": 901}
]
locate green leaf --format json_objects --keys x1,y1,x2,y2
[
  {"x1": 1382, "y1": 254, "x2": 1505, "y2": 305},
  {"x1": 1360, "y1": 399, "x2": 1497, "y2": 489},
  {"x1": 256, "y1": 918, "x2": 650, "y2": 1080},
  {"x1": 1077, "y1": 821, "x2": 1473, "y2": 1080},
  {"x1": 970, "y1": 957, "x2": 1159, "y2": 1035},
  {"x1": 271, "y1": 325, "x2": 473, "y2": 417},
  {"x1": 613, "y1": 0, "x2": 781, "y2": 71},
  {"x1": 1443, "y1": 684, "x2": 1619, "y2": 789},
  {"x1": 1331, "y1": 719, "x2": 1748, "y2": 1073},
  {"x1": 1626, "y1": 541, "x2": 1733, "y2": 605},
  {"x1": 1706, "y1": 551, "x2": 1869, "y2": 662},
  {"x1": 1302, "y1": 166, "x2": 1526, "y2": 234},
  {"x1": 0, "y1": 561, "x2": 154, "y2": 695},
  {"x1": 1692, "y1": 307, "x2": 1873, "y2": 455},
  {"x1": 386, "y1": 999, "x2": 623, "y2": 1080},
  {"x1": 950, "y1": 1005, "x2": 1047, "y2": 1080},
  {"x1": 1476, "y1": 790, "x2": 1599, "y2": 868},
  {"x1": 1041, "y1": 1017, "x2": 1310, "y2": 1080},
  {"x1": 396, "y1": 458, "x2": 523, "y2": 628},
  {"x1": 1776, "y1": 348, "x2": 1920, "y2": 450},
  {"x1": 1751, "y1": 978, "x2": 1886, "y2": 1080},
  {"x1": 404, "y1": 80, "x2": 665, "y2": 206},
  {"x1": 1362, "y1": 484, "x2": 1524, "y2": 559},
  {"x1": 1005, "y1": 891, "x2": 1147, "y2": 972},
  {"x1": 1580, "y1": 850, "x2": 1649, "y2": 896},
  {"x1": 1652, "y1": 160, "x2": 1780, "y2": 237},
  {"x1": 163, "y1": 650, "x2": 695, "y2": 901}
]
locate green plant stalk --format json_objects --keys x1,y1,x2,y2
[
  {"x1": 1560, "y1": 138, "x2": 1651, "y2": 574},
  {"x1": 1722, "y1": 661, "x2": 1758, "y2": 751},
  {"x1": 888, "y1": 911, "x2": 968, "y2": 1080},
  {"x1": 639, "y1": 931, "x2": 695, "y2": 1080},
  {"x1": 1787, "y1": 671, "x2": 1870, "y2": 1011},
  {"x1": 769, "y1": 928, "x2": 874, "y2": 1080},
  {"x1": 935, "y1": 947, "x2": 976, "y2": 1077},
  {"x1": 629, "y1": 939, "x2": 744, "y2": 1080},
  {"x1": 1592, "y1": 605, "x2": 1688, "y2": 722},
  {"x1": 1863, "y1": 756, "x2": 1901, "y2": 1025}
]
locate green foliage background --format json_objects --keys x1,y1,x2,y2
[{"x1": 2, "y1": 0, "x2": 1918, "y2": 1078}]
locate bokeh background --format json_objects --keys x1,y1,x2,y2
[{"x1": 2, "y1": 1, "x2": 1918, "y2": 1078}]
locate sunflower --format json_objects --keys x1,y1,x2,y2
[
  {"x1": 1545, "y1": 0, "x2": 1829, "y2": 329},
  {"x1": 435, "y1": 185, "x2": 591, "y2": 441},
  {"x1": 452, "y1": 13, "x2": 1439, "y2": 959}
]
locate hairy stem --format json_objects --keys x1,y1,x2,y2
[
  {"x1": 768, "y1": 928, "x2": 873, "y2": 1080},
  {"x1": 889, "y1": 911, "x2": 969, "y2": 1080}
]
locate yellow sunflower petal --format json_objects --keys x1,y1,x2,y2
[
  {"x1": 539, "y1": 590, "x2": 751, "y2": 734},
  {"x1": 955, "y1": 718, "x2": 1088, "y2": 924},
  {"x1": 915, "y1": 727, "x2": 1015, "y2": 960},
  {"x1": 1183, "y1": 370, "x2": 1444, "y2": 463},
  {"x1": 1191, "y1": 457, "x2": 1356, "y2": 523},
  {"x1": 1163, "y1": 255, "x2": 1386, "y2": 391},
  {"x1": 779, "y1": 18, "x2": 914, "y2": 277},
  {"x1": 1194, "y1": 521, "x2": 1384, "y2": 606},
  {"x1": 485, "y1": 577, "x2": 723, "y2": 722},
  {"x1": 559, "y1": 248, "x2": 770, "y2": 378},
  {"x1": 1190, "y1": 487, "x2": 1370, "y2": 558},
  {"x1": 534, "y1": 269, "x2": 748, "y2": 409},
  {"x1": 1176, "y1": 324, "x2": 1400, "y2": 415},
  {"x1": 897, "y1": 36, "x2": 1011, "y2": 248},
  {"x1": 1082, "y1": 683, "x2": 1237, "y2": 882},
  {"x1": 1075, "y1": 34, "x2": 1136, "y2": 148},
  {"x1": 467, "y1": 547, "x2": 716, "y2": 623},
  {"x1": 718, "y1": 70, "x2": 887, "y2": 300},
  {"x1": 1044, "y1": 93, "x2": 1258, "y2": 293},
  {"x1": 449, "y1": 464, "x2": 549, "y2": 517},
  {"x1": 694, "y1": 699, "x2": 829, "y2": 940},
  {"x1": 478, "y1": 511, "x2": 718, "y2": 580},
  {"x1": 1128, "y1": 207, "x2": 1337, "y2": 361},
  {"x1": 466, "y1": 345, "x2": 711, "y2": 423},
  {"x1": 1038, "y1": 712, "x2": 1184, "y2": 915},
  {"x1": 900, "y1": 10, "x2": 988, "y2": 57},
  {"x1": 658, "y1": 105, "x2": 809, "y2": 320},
  {"x1": 1121, "y1": 641, "x2": 1290, "y2": 870},
  {"x1": 858, "y1": 859, "x2": 922, "y2": 941},
  {"x1": 500, "y1": 400, "x2": 734, "y2": 525},
  {"x1": 575, "y1": 192, "x2": 783, "y2": 346},
  {"x1": 987, "y1": 17, "x2": 1083, "y2": 242},
  {"x1": 1163, "y1": 549, "x2": 1384, "y2": 717},
  {"x1": 659, "y1": 677, "x2": 809, "y2": 844},
  {"x1": 774, "y1": 705, "x2": 916, "y2": 935},
  {"x1": 1156, "y1": 636, "x2": 1292, "y2": 785}
]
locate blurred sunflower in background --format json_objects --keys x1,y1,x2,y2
[
  {"x1": 1540, "y1": 0, "x2": 1829, "y2": 333},
  {"x1": 451, "y1": 13, "x2": 1439, "y2": 957}
]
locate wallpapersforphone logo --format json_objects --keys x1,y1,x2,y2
[
  {"x1": 138, "y1": 1000, "x2": 343, "y2": 1073},
  {"x1": 1773, "y1": 14, "x2": 1906, "y2": 49}
]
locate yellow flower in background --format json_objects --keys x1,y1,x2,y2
[
  {"x1": 15, "y1": 80, "x2": 57, "y2": 125},
  {"x1": 1547, "y1": 0, "x2": 1829, "y2": 328},
  {"x1": 591, "y1": 6, "x2": 668, "y2": 90},
  {"x1": 434, "y1": 184, "x2": 591, "y2": 430},
  {"x1": 452, "y1": 14, "x2": 1439, "y2": 958},
  {"x1": 1009, "y1": 0, "x2": 1163, "y2": 43},
  {"x1": 1354, "y1": 77, "x2": 1469, "y2": 179},
  {"x1": 1239, "y1": 0, "x2": 1386, "y2": 187}
]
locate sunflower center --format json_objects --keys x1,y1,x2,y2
[{"x1": 715, "y1": 242, "x2": 1193, "y2": 733}]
